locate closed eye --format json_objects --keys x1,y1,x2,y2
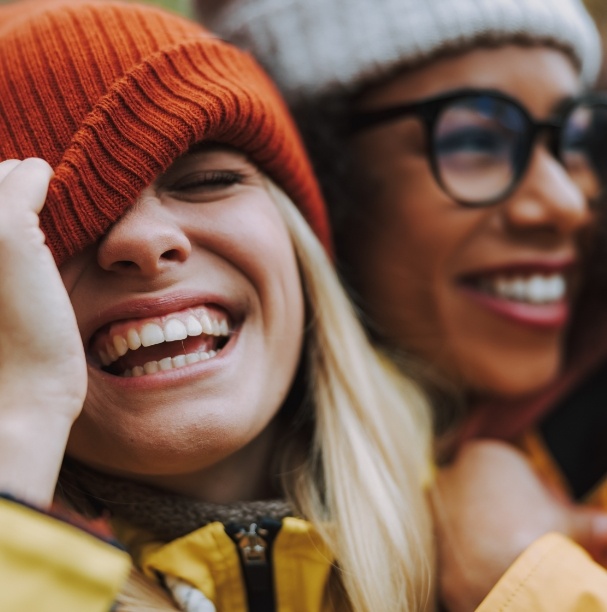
[{"x1": 168, "y1": 170, "x2": 246, "y2": 193}]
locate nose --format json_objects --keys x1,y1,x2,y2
[
  {"x1": 97, "y1": 191, "x2": 191, "y2": 276},
  {"x1": 502, "y1": 147, "x2": 592, "y2": 236},
  {"x1": 504, "y1": 146, "x2": 593, "y2": 235}
]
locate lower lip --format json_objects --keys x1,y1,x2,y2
[
  {"x1": 87, "y1": 330, "x2": 239, "y2": 390},
  {"x1": 459, "y1": 286, "x2": 570, "y2": 329}
]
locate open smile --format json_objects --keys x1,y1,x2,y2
[
  {"x1": 90, "y1": 306, "x2": 233, "y2": 377},
  {"x1": 465, "y1": 271, "x2": 567, "y2": 305},
  {"x1": 457, "y1": 264, "x2": 577, "y2": 329}
]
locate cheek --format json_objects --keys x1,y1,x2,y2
[{"x1": 349, "y1": 166, "x2": 456, "y2": 344}]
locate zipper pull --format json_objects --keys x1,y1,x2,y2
[
  {"x1": 226, "y1": 519, "x2": 281, "y2": 612},
  {"x1": 237, "y1": 523, "x2": 268, "y2": 564}
]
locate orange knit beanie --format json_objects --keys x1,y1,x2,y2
[{"x1": 0, "y1": 0, "x2": 330, "y2": 264}]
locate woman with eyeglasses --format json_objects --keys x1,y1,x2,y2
[{"x1": 197, "y1": 0, "x2": 607, "y2": 608}]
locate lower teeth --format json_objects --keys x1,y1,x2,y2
[{"x1": 121, "y1": 349, "x2": 219, "y2": 377}]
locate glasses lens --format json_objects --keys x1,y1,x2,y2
[
  {"x1": 561, "y1": 101, "x2": 607, "y2": 202},
  {"x1": 434, "y1": 95, "x2": 527, "y2": 204}
]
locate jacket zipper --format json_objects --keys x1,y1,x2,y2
[{"x1": 226, "y1": 518, "x2": 281, "y2": 612}]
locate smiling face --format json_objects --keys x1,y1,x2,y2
[
  {"x1": 60, "y1": 148, "x2": 305, "y2": 495},
  {"x1": 346, "y1": 45, "x2": 593, "y2": 399}
]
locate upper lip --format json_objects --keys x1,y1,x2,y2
[
  {"x1": 82, "y1": 292, "x2": 240, "y2": 351},
  {"x1": 456, "y1": 254, "x2": 579, "y2": 280}
]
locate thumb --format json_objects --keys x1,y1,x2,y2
[
  {"x1": 0, "y1": 157, "x2": 54, "y2": 215},
  {"x1": 567, "y1": 507, "x2": 607, "y2": 564}
]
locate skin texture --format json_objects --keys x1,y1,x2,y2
[
  {"x1": 346, "y1": 45, "x2": 592, "y2": 399},
  {"x1": 0, "y1": 150, "x2": 305, "y2": 506},
  {"x1": 61, "y1": 148, "x2": 305, "y2": 501},
  {"x1": 3, "y1": 159, "x2": 607, "y2": 608},
  {"x1": 432, "y1": 441, "x2": 607, "y2": 611},
  {"x1": 0, "y1": 159, "x2": 86, "y2": 507}
]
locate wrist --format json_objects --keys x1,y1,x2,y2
[{"x1": 0, "y1": 412, "x2": 72, "y2": 508}]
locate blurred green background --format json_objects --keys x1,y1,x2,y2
[
  {"x1": 134, "y1": 0, "x2": 191, "y2": 17},
  {"x1": 0, "y1": 0, "x2": 193, "y2": 14},
  {"x1": 585, "y1": 0, "x2": 607, "y2": 85}
]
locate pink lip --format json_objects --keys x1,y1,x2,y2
[
  {"x1": 458, "y1": 256, "x2": 578, "y2": 279},
  {"x1": 454, "y1": 256, "x2": 579, "y2": 329},
  {"x1": 458, "y1": 286, "x2": 569, "y2": 329}
]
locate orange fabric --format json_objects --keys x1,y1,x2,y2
[
  {"x1": 0, "y1": 0, "x2": 331, "y2": 264},
  {"x1": 478, "y1": 533, "x2": 607, "y2": 611},
  {"x1": 520, "y1": 429, "x2": 607, "y2": 509}
]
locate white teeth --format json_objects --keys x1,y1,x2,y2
[
  {"x1": 117, "y1": 349, "x2": 220, "y2": 377},
  {"x1": 140, "y1": 323, "x2": 165, "y2": 347},
  {"x1": 511, "y1": 278, "x2": 527, "y2": 300},
  {"x1": 528, "y1": 275, "x2": 546, "y2": 304},
  {"x1": 158, "y1": 357, "x2": 173, "y2": 371},
  {"x1": 126, "y1": 329, "x2": 142, "y2": 351},
  {"x1": 199, "y1": 312, "x2": 214, "y2": 335},
  {"x1": 549, "y1": 275, "x2": 566, "y2": 300},
  {"x1": 106, "y1": 343, "x2": 120, "y2": 362},
  {"x1": 489, "y1": 273, "x2": 566, "y2": 304},
  {"x1": 185, "y1": 315, "x2": 203, "y2": 336},
  {"x1": 97, "y1": 310, "x2": 231, "y2": 367},
  {"x1": 172, "y1": 355, "x2": 187, "y2": 368},
  {"x1": 113, "y1": 335, "x2": 128, "y2": 357},
  {"x1": 164, "y1": 319, "x2": 188, "y2": 342},
  {"x1": 143, "y1": 361, "x2": 159, "y2": 375}
]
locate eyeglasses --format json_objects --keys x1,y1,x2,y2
[{"x1": 350, "y1": 88, "x2": 607, "y2": 207}]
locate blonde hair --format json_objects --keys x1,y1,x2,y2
[
  {"x1": 268, "y1": 182, "x2": 435, "y2": 611},
  {"x1": 116, "y1": 183, "x2": 435, "y2": 610}
]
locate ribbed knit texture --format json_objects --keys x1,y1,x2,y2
[
  {"x1": 60, "y1": 460, "x2": 293, "y2": 542},
  {"x1": 198, "y1": 0, "x2": 602, "y2": 102},
  {"x1": 0, "y1": 0, "x2": 330, "y2": 264}
]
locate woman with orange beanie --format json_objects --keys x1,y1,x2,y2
[{"x1": 0, "y1": 1, "x2": 435, "y2": 610}]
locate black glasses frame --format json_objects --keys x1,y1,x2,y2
[{"x1": 350, "y1": 88, "x2": 607, "y2": 207}]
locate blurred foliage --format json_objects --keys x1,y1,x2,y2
[
  {"x1": 127, "y1": 0, "x2": 192, "y2": 17},
  {"x1": 0, "y1": 0, "x2": 192, "y2": 15},
  {"x1": 583, "y1": 0, "x2": 607, "y2": 87},
  {"x1": 584, "y1": 0, "x2": 607, "y2": 23}
]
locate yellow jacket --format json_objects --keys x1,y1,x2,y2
[{"x1": 3, "y1": 495, "x2": 607, "y2": 611}]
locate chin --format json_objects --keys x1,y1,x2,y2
[{"x1": 468, "y1": 359, "x2": 562, "y2": 400}]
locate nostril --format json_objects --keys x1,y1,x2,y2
[
  {"x1": 112, "y1": 260, "x2": 139, "y2": 271},
  {"x1": 161, "y1": 248, "x2": 187, "y2": 262}
]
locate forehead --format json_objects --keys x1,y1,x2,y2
[{"x1": 357, "y1": 45, "x2": 582, "y2": 116}]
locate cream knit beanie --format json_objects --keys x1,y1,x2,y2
[{"x1": 198, "y1": 0, "x2": 602, "y2": 102}]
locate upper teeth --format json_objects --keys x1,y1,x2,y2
[
  {"x1": 98, "y1": 311, "x2": 230, "y2": 366},
  {"x1": 488, "y1": 274, "x2": 566, "y2": 304}
]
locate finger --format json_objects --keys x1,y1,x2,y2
[
  {"x1": 568, "y1": 507, "x2": 607, "y2": 562},
  {"x1": 0, "y1": 158, "x2": 54, "y2": 215},
  {"x1": 0, "y1": 159, "x2": 22, "y2": 183}
]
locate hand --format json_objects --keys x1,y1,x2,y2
[
  {"x1": 432, "y1": 440, "x2": 607, "y2": 611},
  {"x1": 0, "y1": 159, "x2": 87, "y2": 507}
]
